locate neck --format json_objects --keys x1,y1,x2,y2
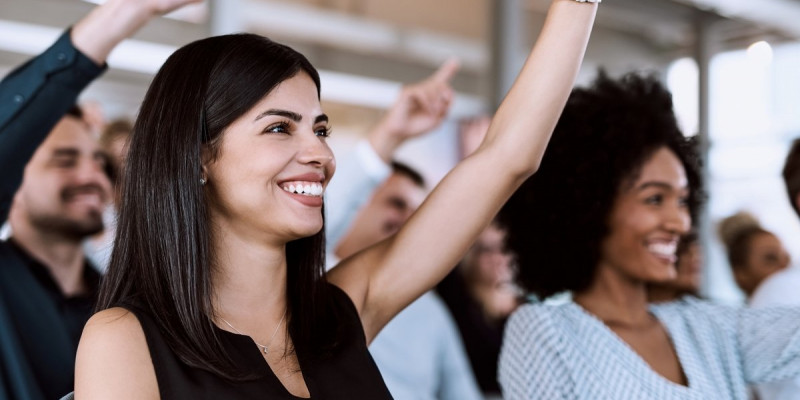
[
  {"x1": 647, "y1": 285, "x2": 682, "y2": 303},
  {"x1": 574, "y1": 262, "x2": 651, "y2": 326},
  {"x1": 211, "y1": 223, "x2": 289, "y2": 327},
  {"x1": 10, "y1": 219, "x2": 87, "y2": 296}
]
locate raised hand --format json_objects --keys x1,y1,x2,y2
[
  {"x1": 72, "y1": 0, "x2": 203, "y2": 65},
  {"x1": 368, "y1": 59, "x2": 460, "y2": 162}
]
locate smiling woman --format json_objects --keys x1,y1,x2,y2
[
  {"x1": 72, "y1": 1, "x2": 599, "y2": 399},
  {"x1": 498, "y1": 72, "x2": 800, "y2": 400}
]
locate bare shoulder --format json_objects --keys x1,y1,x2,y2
[{"x1": 75, "y1": 307, "x2": 159, "y2": 399}]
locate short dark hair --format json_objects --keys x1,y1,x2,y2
[
  {"x1": 99, "y1": 118, "x2": 133, "y2": 149},
  {"x1": 391, "y1": 161, "x2": 426, "y2": 188},
  {"x1": 717, "y1": 211, "x2": 769, "y2": 270},
  {"x1": 500, "y1": 71, "x2": 704, "y2": 299},
  {"x1": 782, "y1": 139, "x2": 800, "y2": 218},
  {"x1": 97, "y1": 34, "x2": 340, "y2": 380},
  {"x1": 65, "y1": 105, "x2": 84, "y2": 119}
]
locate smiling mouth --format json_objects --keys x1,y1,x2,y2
[
  {"x1": 647, "y1": 241, "x2": 678, "y2": 263},
  {"x1": 281, "y1": 181, "x2": 324, "y2": 197},
  {"x1": 65, "y1": 192, "x2": 103, "y2": 207}
]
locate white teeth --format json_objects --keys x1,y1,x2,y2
[
  {"x1": 281, "y1": 181, "x2": 324, "y2": 197},
  {"x1": 648, "y1": 242, "x2": 677, "y2": 257}
]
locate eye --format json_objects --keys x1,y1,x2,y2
[
  {"x1": 644, "y1": 194, "x2": 663, "y2": 205},
  {"x1": 678, "y1": 195, "x2": 690, "y2": 208},
  {"x1": 263, "y1": 121, "x2": 291, "y2": 135},
  {"x1": 54, "y1": 157, "x2": 77, "y2": 168},
  {"x1": 315, "y1": 125, "x2": 332, "y2": 138}
]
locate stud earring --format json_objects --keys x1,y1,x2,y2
[{"x1": 200, "y1": 178, "x2": 207, "y2": 185}]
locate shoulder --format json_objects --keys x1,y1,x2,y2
[
  {"x1": 504, "y1": 302, "x2": 566, "y2": 351},
  {"x1": 75, "y1": 307, "x2": 158, "y2": 400},
  {"x1": 751, "y1": 268, "x2": 800, "y2": 307}
]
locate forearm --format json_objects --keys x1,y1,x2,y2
[
  {"x1": 0, "y1": 31, "x2": 105, "y2": 222},
  {"x1": 366, "y1": 120, "x2": 403, "y2": 164},
  {"x1": 482, "y1": 0, "x2": 597, "y2": 178},
  {"x1": 71, "y1": 0, "x2": 159, "y2": 65}
]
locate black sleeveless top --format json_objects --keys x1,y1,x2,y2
[{"x1": 124, "y1": 284, "x2": 393, "y2": 399}]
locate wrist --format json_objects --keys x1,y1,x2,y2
[
  {"x1": 72, "y1": 0, "x2": 153, "y2": 64},
  {"x1": 367, "y1": 121, "x2": 404, "y2": 163}
]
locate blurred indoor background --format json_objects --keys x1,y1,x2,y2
[{"x1": 3, "y1": 0, "x2": 800, "y2": 304}]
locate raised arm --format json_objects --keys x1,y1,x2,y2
[
  {"x1": 325, "y1": 61, "x2": 458, "y2": 257},
  {"x1": 0, "y1": 0, "x2": 199, "y2": 223},
  {"x1": 328, "y1": 0, "x2": 598, "y2": 342}
]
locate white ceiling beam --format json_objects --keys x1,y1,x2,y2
[
  {"x1": 672, "y1": 0, "x2": 800, "y2": 38},
  {"x1": 236, "y1": 0, "x2": 488, "y2": 73},
  {"x1": 0, "y1": 19, "x2": 485, "y2": 116}
]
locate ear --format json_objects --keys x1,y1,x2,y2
[{"x1": 200, "y1": 145, "x2": 213, "y2": 182}]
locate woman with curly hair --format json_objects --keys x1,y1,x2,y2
[{"x1": 498, "y1": 72, "x2": 800, "y2": 399}]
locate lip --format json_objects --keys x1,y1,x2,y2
[
  {"x1": 283, "y1": 191, "x2": 324, "y2": 207},
  {"x1": 646, "y1": 237, "x2": 679, "y2": 265},
  {"x1": 65, "y1": 193, "x2": 103, "y2": 208},
  {"x1": 277, "y1": 172, "x2": 325, "y2": 186},
  {"x1": 278, "y1": 172, "x2": 325, "y2": 208}
]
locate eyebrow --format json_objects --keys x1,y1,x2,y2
[
  {"x1": 51, "y1": 148, "x2": 79, "y2": 158},
  {"x1": 254, "y1": 109, "x2": 329, "y2": 125},
  {"x1": 636, "y1": 181, "x2": 687, "y2": 191}
]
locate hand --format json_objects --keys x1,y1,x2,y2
[
  {"x1": 72, "y1": 0, "x2": 204, "y2": 64},
  {"x1": 369, "y1": 59, "x2": 460, "y2": 162}
]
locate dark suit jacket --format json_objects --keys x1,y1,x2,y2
[{"x1": 0, "y1": 30, "x2": 105, "y2": 400}]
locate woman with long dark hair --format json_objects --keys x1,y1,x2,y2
[
  {"x1": 74, "y1": 1, "x2": 599, "y2": 398},
  {"x1": 498, "y1": 72, "x2": 800, "y2": 399}
]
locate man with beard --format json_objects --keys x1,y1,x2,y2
[
  {"x1": 0, "y1": 107, "x2": 111, "y2": 400},
  {"x1": 0, "y1": 2, "x2": 201, "y2": 399}
]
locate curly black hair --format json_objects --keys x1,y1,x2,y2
[{"x1": 500, "y1": 71, "x2": 704, "y2": 299}]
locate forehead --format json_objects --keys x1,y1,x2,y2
[
  {"x1": 750, "y1": 232, "x2": 780, "y2": 247},
  {"x1": 633, "y1": 147, "x2": 688, "y2": 188},
  {"x1": 242, "y1": 73, "x2": 322, "y2": 120},
  {"x1": 38, "y1": 116, "x2": 97, "y2": 152},
  {"x1": 381, "y1": 173, "x2": 425, "y2": 195}
]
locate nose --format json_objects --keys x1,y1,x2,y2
[
  {"x1": 297, "y1": 132, "x2": 334, "y2": 169},
  {"x1": 74, "y1": 157, "x2": 112, "y2": 193},
  {"x1": 664, "y1": 203, "x2": 691, "y2": 235}
]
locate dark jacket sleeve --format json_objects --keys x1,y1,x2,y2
[{"x1": 0, "y1": 29, "x2": 106, "y2": 223}]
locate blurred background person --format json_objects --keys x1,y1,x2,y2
[
  {"x1": 0, "y1": 1, "x2": 199, "y2": 399},
  {"x1": 84, "y1": 118, "x2": 133, "y2": 272},
  {"x1": 436, "y1": 115, "x2": 522, "y2": 398},
  {"x1": 717, "y1": 211, "x2": 790, "y2": 299},
  {"x1": 437, "y1": 218, "x2": 522, "y2": 398},
  {"x1": 747, "y1": 141, "x2": 800, "y2": 400},
  {"x1": 648, "y1": 231, "x2": 703, "y2": 303}
]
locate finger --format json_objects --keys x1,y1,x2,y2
[
  {"x1": 431, "y1": 58, "x2": 460, "y2": 84},
  {"x1": 407, "y1": 86, "x2": 435, "y2": 113}
]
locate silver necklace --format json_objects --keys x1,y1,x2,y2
[{"x1": 220, "y1": 311, "x2": 286, "y2": 354}]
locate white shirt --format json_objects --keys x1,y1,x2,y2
[
  {"x1": 749, "y1": 267, "x2": 800, "y2": 400},
  {"x1": 499, "y1": 297, "x2": 800, "y2": 399}
]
